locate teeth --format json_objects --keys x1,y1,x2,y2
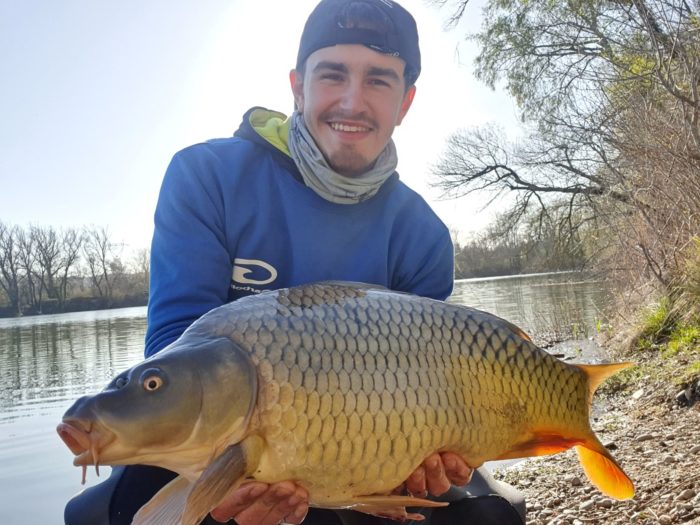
[{"x1": 330, "y1": 122, "x2": 369, "y2": 133}]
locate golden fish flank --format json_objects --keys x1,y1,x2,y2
[{"x1": 57, "y1": 282, "x2": 634, "y2": 525}]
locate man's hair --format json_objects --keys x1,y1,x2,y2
[{"x1": 296, "y1": 0, "x2": 421, "y2": 88}]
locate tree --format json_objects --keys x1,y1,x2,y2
[
  {"x1": 128, "y1": 247, "x2": 150, "y2": 296},
  {"x1": 432, "y1": 0, "x2": 700, "y2": 289},
  {"x1": 16, "y1": 227, "x2": 42, "y2": 312},
  {"x1": 57, "y1": 228, "x2": 83, "y2": 308},
  {"x1": 0, "y1": 222, "x2": 22, "y2": 314},
  {"x1": 32, "y1": 225, "x2": 62, "y2": 301},
  {"x1": 82, "y1": 226, "x2": 123, "y2": 304}
]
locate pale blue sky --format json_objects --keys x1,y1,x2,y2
[{"x1": 0, "y1": 0, "x2": 519, "y2": 253}]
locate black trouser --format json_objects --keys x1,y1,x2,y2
[{"x1": 65, "y1": 465, "x2": 525, "y2": 525}]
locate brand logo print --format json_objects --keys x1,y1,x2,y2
[{"x1": 232, "y1": 258, "x2": 278, "y2": 285}]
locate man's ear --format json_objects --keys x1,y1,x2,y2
[
  {"x1": 396, "y1": 85, "x2": 416, "y2": 126},
  {"x1": 289, "y1": 69, "x2": 304, "y2": 112}
]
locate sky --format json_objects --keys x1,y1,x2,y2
[{"x1": 0, "y1": 0, "x2": 521, "y2": 256}]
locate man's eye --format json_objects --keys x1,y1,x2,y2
[
  {"x1": 369, "y1": 79, "x2": 390, "y2": 87},
  {"x1": 321, "y1": 73, "x2": 343, "y2": 81}
]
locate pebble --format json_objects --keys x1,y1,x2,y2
[
  {"x1": 579, "y1": 500, "x2": 595, "y2": 511},
  {"x1": 490, "y1": 365, "x2": 700, "y2": 525},
  {"x1": 676, "y1": 488, "x2": 696, "y2": 501},
  {"x1": 632, "y1": 388, "x2": 645, "y2": 400},
  {"x1": 564, "y1": 474, "x2": 582, "y2": 486},
  {"x1": 676, "y1": 389, "x2": 690, "y2": 404}
]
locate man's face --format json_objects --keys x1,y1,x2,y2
[{"x1": 291, "y1": 44, "x2": 416, "y2": 177}]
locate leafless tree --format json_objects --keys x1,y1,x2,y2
[
  {"x1": 128, "y1": 247, "x2": 150, "y2": 296},
  {"x1": 16, "y1": 227, "x2": 43, "y2": 312},
  {"x1": 431, "y1": 0, "x2": 700, "y2": 292},
  {"x1": 82, "y1": 226, "x2": 123, "y2": 304},
  {"x1": 0, "y1": 222, "x2": 23, "y2": 314},
  {"x1": 57, "y1": 228, "x2": 83, "y2": 307}
]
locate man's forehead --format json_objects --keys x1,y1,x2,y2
[{"x1": 304, "y1": 44, "x2": 406, "y2": 76}]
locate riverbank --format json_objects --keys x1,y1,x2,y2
[
  {"x1": 494, "y1": 334, "x2": 700, "y2": 524},
  {"x1": 0, "y1": 293, "x2": 147, "y2": 318}
]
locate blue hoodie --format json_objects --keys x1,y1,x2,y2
[{"x1": 145, "y1": 108, "x2": 453, "y2": 357}]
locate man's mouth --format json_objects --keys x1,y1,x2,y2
[{"x1": 329, "y1": 122, "x2": 371, "y2": 133}]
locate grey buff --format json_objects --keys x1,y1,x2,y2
[{"x1": 288, "y1": 111, "x2": 398, "y2": 204}]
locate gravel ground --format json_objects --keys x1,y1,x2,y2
[{"x1": 493, "y1": 343, "x2": 700, "y2": 525}]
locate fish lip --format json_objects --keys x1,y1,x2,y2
[
  {"x1": 57, "y1": 420, "x2": 92, "y2": 456},
  {"x1": 57, "y1": 419, "x2": 115, "y2": 466}
]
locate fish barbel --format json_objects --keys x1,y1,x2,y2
[{"x1": 57, "y1": 282, "x2": 634, "y2": 525}]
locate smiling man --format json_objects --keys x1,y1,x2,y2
[{"x1": 64, "y1": 1, "x2": 524, "y2": 525}]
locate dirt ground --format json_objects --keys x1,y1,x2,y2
[{"x1": 494, "y1": 341, "x2": 700, "y2": 525}]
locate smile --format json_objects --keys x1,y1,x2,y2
[{"x1": 329, "y1": 122, "x2": 371, "y2": 133}]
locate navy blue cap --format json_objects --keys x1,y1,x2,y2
[{"x1": 296, "y1": 0, "x2": 421, "y2": 84}]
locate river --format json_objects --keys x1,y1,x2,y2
[{"x1": 0, "y1": 272, "x2": 611, "y2": 524}]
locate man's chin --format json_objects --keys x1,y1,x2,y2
[{"x1": 328, "y1": 155, "x2": 375, "y2": 178}]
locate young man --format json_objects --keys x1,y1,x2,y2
[{"x1": 65, "y1": 1, "x2": 525, "y2": 524}]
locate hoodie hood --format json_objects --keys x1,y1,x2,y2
[
  {"x1": 235, "y1": 107, "x2": 292, "y2": 155},
  {"x1": 233, "y1": 107, "x2": 300, "y2": 180}
]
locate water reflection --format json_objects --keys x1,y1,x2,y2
[
  {"x1": 449, "y1": 272, "x2": 610, "y2": 340},
  {"x1": 0, "y1": 274, "x2": 611, "y2": 524},
  {"x1": 0, "y1": 308, "x2": 147, "y2": 423}
]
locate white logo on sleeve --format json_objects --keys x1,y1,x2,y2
[{"x1": 232, "y1": 258, "x2": 278, "y2": 285}]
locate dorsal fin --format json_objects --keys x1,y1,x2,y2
[{"x1": 573, "y1": 362, "x2": 634, "y2": 402}]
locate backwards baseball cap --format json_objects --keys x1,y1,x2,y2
[{"x1": 296, "y1": 0, "x2": 421, "y2": 84}]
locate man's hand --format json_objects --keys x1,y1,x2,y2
[
  {"x1": 397, "y1": 452, "x2": 473, "y2": 497},
  {"x1": 210, "y1": 481, "x2": 309, "y2": 525}
]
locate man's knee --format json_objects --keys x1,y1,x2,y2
[{"x1": 432, "y1": 495, "x2": 525, "y2": 525}]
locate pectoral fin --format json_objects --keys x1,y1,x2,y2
[
  {"x1": 181, "y1": 444, "x2": 247, "y2": 525},
  {"x1": 181, "y1": 436, "x2": 265, "y2": 525},
  {"x1": 133, "y1": 475, "x2": 193, "y2": 525},
  {"x1": 331, "y1": 494, "x2": 448, "y2": 521}
]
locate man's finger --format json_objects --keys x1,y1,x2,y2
[
  {"x1": 404, "y1": 465, "x2": 427, "y2": 496},
  {"x1": 423, "y1": 453, "x2": 450, "y2": 496},
  {"x1": 441, "y1": 452, "x2": 473, "y2": 486},
  {"x1": 233, "y1": 482, "x2": 297, "y2": 525},
  {"x1": 210, "y1": 482, "x2": 268, "y2": 522}
]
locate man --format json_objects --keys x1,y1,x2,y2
[{"x1": 65, "y1": 1, "x2": 525, "y2": 524}]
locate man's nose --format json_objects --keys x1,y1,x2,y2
[{"x1": 339, "y1": 80, "x2": 366, "y2": 113}]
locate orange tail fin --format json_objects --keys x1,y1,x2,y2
[
  {"x1": 576, "y1": 438, "x2": 634, "y2": 500},
  {"x1": 573, "y1": 361, "x2": 635, "y2": 500}
]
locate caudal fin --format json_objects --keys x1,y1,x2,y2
[
  {"x1": 572, "y1": 361, "x2": 635, "y2": 500},
  {"x1": 576, "y1": 438, "x2": 634, "y2": 500}
]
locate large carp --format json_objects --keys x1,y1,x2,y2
[{"x1": 57, "y1": 282, "x2": 634, "y2": 525}]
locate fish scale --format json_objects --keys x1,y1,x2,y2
[
  {"x1": 194, "y1": 284, "x2": 582, "y2": 501},
  {"x1": 58, "y1": 282, "x2": 634, "y2": 525}
]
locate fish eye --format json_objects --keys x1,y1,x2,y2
[
  {"x1": 139, "y1": 368, "x2": 165, "y2": 392},
  {"x1": 143, "y1": 376, "x2": 163, "y2": 391}
]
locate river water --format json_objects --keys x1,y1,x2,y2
[{"x1": 0, "y1": 272, "x2": 611, "y2": 524}]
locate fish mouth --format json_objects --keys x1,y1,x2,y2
[{"x1": 57, "y1": 418, "x2": 116, "y2": 484}]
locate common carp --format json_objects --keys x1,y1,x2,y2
[{"x1": 57, "y1": 282, "x2": 634, "y2": 525}]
